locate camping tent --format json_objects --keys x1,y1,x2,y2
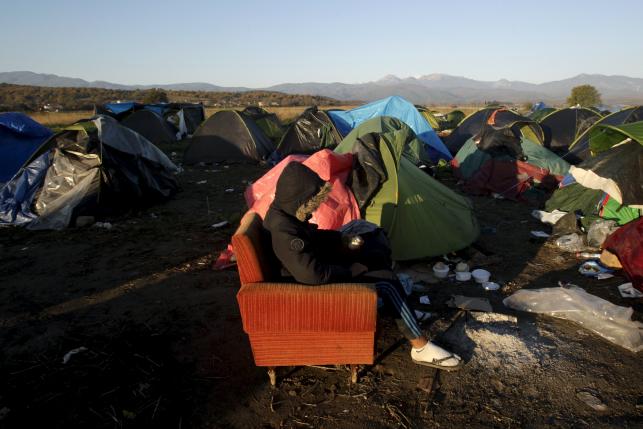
[
  {"x1": 335, "y1": 120, "x2": 479, "y2": 260},
  {"x1": 445, "y1": 110, "x2": 465, "y2": 129},
  {"x1": 183, "y1": 110, "x2": 275, "y2": 164},
  {"x1": 566, "y1": 106, "x2": 643, "y2": 163},
  {"x1": 0, "y1": 113, "x2": 52, "y2": 183},
  {"x1": 335, "y1": 117, "x2": 431, "y2": 166},
  {"x1": 96, "y1": 102, "x2": 205, "y2": 137},
  {"x1": 452, "y1": 123, "x2": 569, "y2": 200},
  {"x1": 415, "y1": 106, "x2": 442, "y2": 130},
  {"x1": 445, "y1": 108, "x2": 544, "y2": 156},
  {"x1": 121, "y1": 110, "x2": 177, "y2": 147},
  {"x1": 545, "y1": 182, "x2": 640, "y2": 227},
  {"x1": 539, "y1": 107, "x2": 601, "y2": 159},
  {"x1": 240, "y1": 106, "x2": 284, "y2": 143},
  {"x1": 275, "y1": 107, "x2": 342, "y2": 157},
  {"x1": 0, "y1": 116, "x2": 178, "y2": 229},
  {"x1": 527, "y1": 102, "x2": 555, "y2": 121},
  {"x1": 568, "y1": 122, "x2": 642, "y2": 209},
  {"x1": 327, "y1": 96, "x2": 451, "y2": 162}
]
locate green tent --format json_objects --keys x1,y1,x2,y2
[
  {"x1": 566, "y1": 106, "x2": 643, "y2": 163},
  {"x1": 335, "y1": 119, "x2": 479, "y2": 260},
  {"x1": 445, "y1": 110, "x2": 465, "y2": 129},
  {"x1": 568, "y1": 121, "x2": 643, "y2": 209},
  {"x1": 240, "y1": 106, "x2": 285, "y2": 143},
  {"x1": 529, "y1": 107, "x2": 556, "y2": 122},
  {"x1": 415, "y1": 106, "x2": 442, "y2": 130},
  {"x1": 335, "y1": 116, "x2": 431, "y2": 166},
  {"x1": 545, "y1": 183, "x2": 641, "y2": 227},
  {"x1": 586, "y1": 121, "x2": 643, "y2": 153}
]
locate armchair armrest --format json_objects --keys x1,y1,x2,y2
[{"x1": 237, "y1": 282, "x2": 377, "y2": 333}]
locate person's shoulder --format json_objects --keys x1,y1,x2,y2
[{"x1": 264, "y1": 208, "x2": 301, "y2": 236}]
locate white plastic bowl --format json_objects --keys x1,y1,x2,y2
[
  {"x1": 455, "y1": 271, "x2": 472, "y2": 281},
  {"x1": 472, "y1": 269, "x2": 491, "y2": 284},
  {"x1": 482, "y1": 281, "x2": 500, "y2": 291},
  {"x1": 432, "y1": 264, "x2": 450, "y2": 279}
]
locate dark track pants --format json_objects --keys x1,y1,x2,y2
[{"x1": 374, "y1": 281, "x2": 423, "y2": 340}]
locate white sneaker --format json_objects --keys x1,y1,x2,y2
[{"x1": 411, "y1": 342, "x2": 463, "y2": 371}]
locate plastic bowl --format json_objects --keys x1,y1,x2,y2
[
  {"x1": 455, "y1": 271, "x2": 472, "y2": 281},
  {"x1": 482, "y1": 281, "x2": 500, "y2": 291},
  {"x1": 472, "y1": 269, "x2": 491, "y2": 284},
  {"x1": 432, "y1": 264, "x2": 450, "y2": 279}
]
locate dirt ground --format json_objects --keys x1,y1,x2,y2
[{"x1": 0, "y1": 144, "x2": 641, "y2": 429}]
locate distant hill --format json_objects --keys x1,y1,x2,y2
[
  {"x1": 1, "y1": 71, "x2": 642, "y2": 105},
  {"x1": 267, "y1": 74, "x2": 643, "y2": 104}
]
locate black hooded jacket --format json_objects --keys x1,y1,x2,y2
[{"x1": 263, "y1": 162, "x2": 351, "y2": 285}]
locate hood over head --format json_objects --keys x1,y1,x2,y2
[{"x1": 273, "y1": 162, "x2": 325, "y2": 217}]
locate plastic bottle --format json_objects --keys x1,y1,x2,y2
[
  {"x1": 576, "y1": 252, "x2": 602, "y2": 259},
  {"x1": 555, "y1": 233, "x2": 584, "y2": 252}
]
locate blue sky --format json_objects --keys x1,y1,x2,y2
[{"x1": 1, "y1": 0, "x2": 642, "y2": 87}]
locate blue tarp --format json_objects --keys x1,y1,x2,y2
[
  {"x1": 0, "y1": 113, "x2": 52, "y2": 183},
  {"x1": 104, "y1": 102, "x2": 173, "y2": 117},
  {"x1": 0, "y1": 151, "x2": 51, "y2": 225},
  {"x1": 327, "y1": 96, "x2": 452, "y2": 161},
  {"x1": 531, "y1": 101, "x2": 549, "y2": 112},
  {"x1": 104, "y1": 102, "x2": 142, "y2": 115}
]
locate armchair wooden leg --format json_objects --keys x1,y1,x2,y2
[
  {"x1": 267, "y1": 367, "x2": 277, "y2": 387},
  {"x1": 350, "y1": 364, "x2": 358, "y2": 384}
]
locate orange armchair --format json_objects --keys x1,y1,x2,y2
[{"x1": 233, "y1": 212, "x2": 378, "y2": 385}]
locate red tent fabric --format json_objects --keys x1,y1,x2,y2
[
  {"x1": 244, "y1": 149, "x2": 360, "y2": 230},
  {"x1": 603, "y1": 218, "x2": 643, "y2": 292},
  {"x1": 458, "y1": 159, "x2": 562, "y2": 200}
]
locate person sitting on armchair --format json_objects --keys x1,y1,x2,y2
[{"x1": 263, "y1": 162, "x2": 462, "y2": 371}]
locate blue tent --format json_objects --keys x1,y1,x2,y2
[
  {"x1": 0, "y1": 113, "x2": 52, "y2": 183},
  {"x1": 327, "y1": 96, "x2": 452, "y2": 161}
]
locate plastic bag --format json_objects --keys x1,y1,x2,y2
[
  {"x1": 587, "y1": 219, "x2": 619, "y2": 247},
  {"x1": 555, "y1": 233, "x2": 584, "y2": 252},
  {"x1": 503, "y1": 286, "x2": 642, "y2": 352}
]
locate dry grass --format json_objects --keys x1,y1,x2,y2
[{"x1": 29, "y1": 111, "x2": 93, "y2": 128}]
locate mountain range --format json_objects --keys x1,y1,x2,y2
[{"x1": 2, "y1": 71, "x2": 642, "y2": 105}]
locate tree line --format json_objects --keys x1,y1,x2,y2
[{"x1": 0, "y1": 84, "x2": 348, "y2": 112}]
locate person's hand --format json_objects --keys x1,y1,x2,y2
[{"x1": 350, "y1": 263, "x2": 369, "y2": 278}]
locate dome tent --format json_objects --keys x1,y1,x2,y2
[
  {"x1": 183, "y1": 110, "x2": 275, "y2": 164},
  {"x1": 335, "y1": 119, "x2": 479, "y2": 260},
  {"x1": 452, "y1": 120, "x2": 569, "y2": 200},
  {"x1": 96, "y1": 102, "x2": 205, "y2": 137},
  {"x1": 0, "y1": 113, "x2": 52, "y2": 183},
  {"x1": 334, "y1": 116, "x2": 431, "y2": 166},
  {"x1": 565, "y1": 106, "x2": 643, "y2": 164},
  {"x1": 539, "y1": 107, "x2": 601, "y2": 159},
  {"x1": 0, "y1": 116, "x2": 179, "y2": 229},
  {"x1": 274, "y1": 107, "x2": 342, "y2": 157},
  {"x1": 240, "y1": 106, "x2": 285, "y2": 143},
  {"x1": 121, "y1": 109, "x2": 177, "y2": 147},
  {"x1": 415, "y1": 105, "x2": 442, "y2": 130},
  {"x1": 545, "y1": 122, "x2": 643, "y2": 227},
  {"x1": 328, "y1": 96, "x2": 452, "y2": 162},
  {"x1": 568, "y1": 121, "x2": 643, "y2": 209},
  {"x1": 445, "y1": 108, "x2": 544, "y2": 156}
]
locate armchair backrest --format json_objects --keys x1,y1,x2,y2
[{"x1": 232, "y1": 211, "x2": 278, "y2": 284}]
